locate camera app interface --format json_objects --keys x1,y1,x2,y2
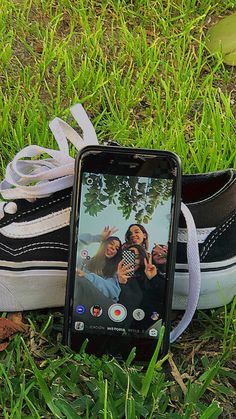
[{"x1": 73, "y1": 171, "x2": 174, "y2": 339}]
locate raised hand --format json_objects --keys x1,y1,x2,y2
[
  {"x1": 152, "y1": 244, "x2": 168, "y2": 265},
  {"x1": 144, "y1": 254, "x2": 157, "y2": 280},
  {"x1": 117, "y1": 260, "x2": 133, "y2": 284},
  {"x1": 100, "y1": 226, "x2": 118, "y2": 241}
]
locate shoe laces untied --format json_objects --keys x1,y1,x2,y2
[{"x1": 0, "y1": 104, "x2": 201, "y2": 342}]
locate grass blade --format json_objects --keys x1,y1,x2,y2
[{"x1": 141, "y1": 325, "x2": 165, "y2": 399}]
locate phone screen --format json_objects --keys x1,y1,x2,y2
[{"x1": 65, "y1": 147, "x2": 181, "y2": 360}]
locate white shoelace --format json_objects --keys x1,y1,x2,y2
[
  {"x1": 0, "y1": 104, "x2": 201, "y2": 342},
  {"x1": 0, "y1": 104, "x2": 98, "y2": 202},
  {"x1": 170, "y1": 203, "x2": 201, "y2": 343}
]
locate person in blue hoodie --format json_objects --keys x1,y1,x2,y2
[{"x1": 76, "y1": 234, "x2": 122, "y2": 302}]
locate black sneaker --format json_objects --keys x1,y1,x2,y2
[
  {"x1": 0, "y1": 105, "x2": 235, "y2": 313},
  {"x1": 0, "y1": 104, "x2": 98, "y2": 311},
  {"x1": 174, "y1": 169, "x2": 236, "y2": 310}
]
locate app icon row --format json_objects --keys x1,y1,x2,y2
[
  {"x1": 76, "y1": 304, "x2": 159, "y2": 323},
  {"x1": 74, "y1": 321, "x2": 159, "y2": 337}
]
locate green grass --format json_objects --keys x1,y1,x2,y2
[
  {"x1": 0, "y1": 0, "x2": 236, "y2": 417},
  {"x1": 0, "y1": 302, "x2": 235, "y2": 418},
  {"x1": 1, "y1": 0, "x2": 236, "y2": 172}
]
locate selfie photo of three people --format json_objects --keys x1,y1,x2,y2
[{"x1": 73, "y1": 173, "x2": 173, "y2": 338}]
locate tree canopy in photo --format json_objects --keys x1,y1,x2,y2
[{"x1": 82, "y1": 174, "x2": 173, "y2": 223}]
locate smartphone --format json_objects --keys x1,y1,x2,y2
[
  {"x1": 122, "y1": 250, "x2": 136, "y2": 277},
  {"x1": 64, "y1": 145, "x2": 181, "y2": 362}
]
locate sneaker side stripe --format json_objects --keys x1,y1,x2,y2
[
  {"x1": 0, "y1": 241, "x2": 69, "y2": 251},
  {"x1": 0, "y1": 265, "x2": 68, "y2": 272},
  {"x1": 0, "y1": 260, "x2": 68, "y2": 268},
  {"x1": 0, "y1": 208, "x2": 70, "y2": 238},
  {"x1": 0, "y1": 244, "x2": 68, "y2": 256},
  {"x1": 176, "y1": 256, "x2": 236, "y2": 272},
  {"x1": 176, "y1": 263, "x2": 236, "y2": 273},
  {"x1": 178, "y1": 227, "x2": 215, "y2": 243},
  {"x1": 0, "y1": 193, "x2": 71, "y2": 228},
  {"x1": 200, "y1": 210, "x2": 236, "y2": 260}
]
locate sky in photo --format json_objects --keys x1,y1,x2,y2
[{"x1": 77, "y1": 174, "x2": 173, "y2": 258}]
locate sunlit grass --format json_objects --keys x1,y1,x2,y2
[{"x1": 1, "y1": 0, "x2": 236, "y2": 173}]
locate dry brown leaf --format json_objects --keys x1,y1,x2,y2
[
  {"x1": 0, "y1": 313, "x2": 29, "y2": 351},
  {"x1": 0, "y1": 341, "x2": 9, "y2": 351},
  {"x1": 7, "y1": 312, "x2": 28, "y2": 330},
  {"x1": 34, "y1": 41, "x2": 43, "y2": 54}
]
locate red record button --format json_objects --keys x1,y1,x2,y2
[{"x1": 108, "y1": 304, "x2": 127, "y2": 322}]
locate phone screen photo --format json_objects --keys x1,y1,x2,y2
[{"x1": 65, "y1": 146, "x2": 181, "y2": 361}]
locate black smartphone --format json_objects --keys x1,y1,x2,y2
[
  {"x1": 122, "y1": 250, "x2": 136, "y2": 277},
  {"x1": 64, "y1": 145, "x2": 181, "y2": 362}
]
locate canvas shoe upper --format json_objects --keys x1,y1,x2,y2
[
  {"x1": 0, "y1": 104, "x2": 98, "y2": 311},
  {"x1": 0, "y1": 187, "x2": 71, "y2": 311},
  {"x1": 173, "y1": 169, "x2": 236, "y2": 310}
]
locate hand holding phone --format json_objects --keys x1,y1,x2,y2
[{"x1": 117, "y1": 259, "x2": 134, "y2": 284}]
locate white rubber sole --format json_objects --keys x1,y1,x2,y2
[
  {"x1": 0, "y1": 269, "x2": 67, "y2": 312},
  {"x1": 0, "y1": 257, "x2": 235, "y2": 311},
  {"x1": 173, "y1": 256, "x2": 236, "y2": 309}
]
